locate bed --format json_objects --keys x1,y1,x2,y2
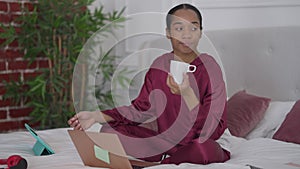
[{"x1": 1, "y1": 26, "x2": 300, "y2": 169}]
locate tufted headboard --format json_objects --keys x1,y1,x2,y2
[
  {"x1": 138, "y1": 26, "x2": 300, "y2": 101},
  {"x1": 205, "y1": 26, "x2": 300, "y2": 101}
]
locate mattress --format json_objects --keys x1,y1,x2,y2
[{"x1": 1, "y1": 124, "x2": 300, "y2": 169}]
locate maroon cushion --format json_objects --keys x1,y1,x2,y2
[
  {"x1": 273, "y1": 100, "x2": 300, "y2": 144},
  {"x1": 227, "y1": 90, "x2": 271, "y2": 137}
]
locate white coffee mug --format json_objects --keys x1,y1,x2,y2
[{"x1": 170, "y1": 60, "x2": 196, "y2": 84}]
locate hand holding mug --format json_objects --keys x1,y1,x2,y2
[
  {"x1": 167, "y1": 73, "x2": 191, "y2": 95},
  {"x1": 170, "y1": 60, "x2": 196, "y2": 84}
]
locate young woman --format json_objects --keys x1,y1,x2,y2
[{"x1": 69, "y1": 3, "x2": 230, "y2": 165}]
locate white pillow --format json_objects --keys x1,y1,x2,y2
[{"x1": 245, "y1": 101, "x2": 295, "y2": 139}]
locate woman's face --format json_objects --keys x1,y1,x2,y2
[{"x1": 167, "y1": 9, "x2": 202, "y2": 58}]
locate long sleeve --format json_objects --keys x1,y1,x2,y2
[{"x1": 102, "y1": 69, "x2": 158, "y2": 125}]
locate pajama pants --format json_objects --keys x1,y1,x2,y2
[{"x1": 100, "y1": 122, "x2": 230, "y2": 165}]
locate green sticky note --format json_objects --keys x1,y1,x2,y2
[{"x1": 94, "y1": 145, "x2": 110, "y2": 164}]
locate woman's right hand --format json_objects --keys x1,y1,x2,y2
[{"x1": 68, "y1": 111, "x2": 99, "y2": 131}]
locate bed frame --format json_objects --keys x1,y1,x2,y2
[{"x1": 1, "y1": 26, "x2": 300, "y2": 169}]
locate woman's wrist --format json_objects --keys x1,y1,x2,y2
[
  {"x1": 182, "y1": 87, "x2": 200, "y2": 110},
  {"x1": 92, "y1": 111, "x2": 103, "y2": 123},
  {"x1": 93, "y1": 110, "x2": 113, "y2": 124},
  {"x1": 181, "y1": 86, "x2": 193, "y2": 96}
]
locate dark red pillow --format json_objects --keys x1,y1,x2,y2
[
  {"x1": 227, "y1": 90, "x2": 271, "y2": 137},
  {"x1": 273, "y1": 100, "x2": 300, "y2": 144}
]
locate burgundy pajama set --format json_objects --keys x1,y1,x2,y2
[{"x1": 101, "y1": 52, "x2": 230, "y2": 165}]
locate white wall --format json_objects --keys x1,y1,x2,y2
[
  {"x1": 89, "y1": 0, "x2": 300, "y2": 52},
  {"x1": 90, "y1": 0, "x2": 300, "y2": 30},
  {"x1": 196, "y1": 0, "x2": 300, "y2": 30}
]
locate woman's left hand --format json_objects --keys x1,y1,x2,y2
[{"x1": 167, "y1": 73, "x2": 191, "y2": 95}]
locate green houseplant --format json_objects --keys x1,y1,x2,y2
[{"x1": 0, "y1": 0, "x2": 126, "y2": 129}]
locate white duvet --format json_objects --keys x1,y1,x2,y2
[{"x1": 1, "y1": 125, "x2": 300, "y2": 169}]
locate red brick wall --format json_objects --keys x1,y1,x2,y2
[{"x1": 0, "y1": 0, "x2": 43, "y2": 132}]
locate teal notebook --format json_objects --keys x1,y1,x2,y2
[{"x1": 25, "y1": 123, "x2": 55, "y2": 156}]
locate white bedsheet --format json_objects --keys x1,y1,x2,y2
[{"x1": 1, "y1": 126, "x2": 300, "y2": 169}]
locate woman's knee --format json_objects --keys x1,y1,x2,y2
[
  {"x1": 164, "y1": 139, "x2": 228, "y2": 165},
  {"x1": 191, "y1": 139, "x2": 228, "y2": 163}
]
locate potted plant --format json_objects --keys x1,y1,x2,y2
[{"x1": 0, "y1": 0, "x2": 126, "y2": 129}]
